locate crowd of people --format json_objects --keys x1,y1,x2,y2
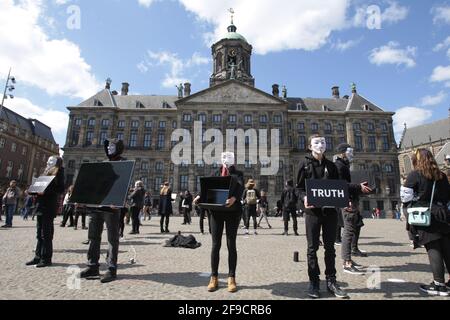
[{"x1": 2, "y1": 134, "x2": 449, "y2": 298}]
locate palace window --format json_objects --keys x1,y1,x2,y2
[
  {"x1": 368, "y1": 136, "x2": 376, "y2": 151},
  {"x1": 213, "y1": 114, "x2": 222, "y2": 123},
  {"x1": 198, "y1": 113, "x2": 206, "y2": 123},
  {"x1": 129, "y1": 131, "x2": 137, "y2": 147},
  {"x1": 118, "y1": 120, "x2": 125, "y2": 128},
  {"x1": 88, "y1": 118, "x2": 96, "y2": 127},
  {"x1": 180, "y1": 175, "x2": 189, "y2": 191},
  {"x1": 101, "y1": 119, "x2": 110, "y2": 127},
  {"x1": 131, "y1": 120, "x2": 139, "y2": 128},
  {"x1": 259, "y1": 114, "x2": 268, "y2": 123},
  {"x1": 144, "y1": 121, "x2": 152, "y2": 128},
  {"x1": 144, "y1": 134, "x2": 152, "y2": 148}
]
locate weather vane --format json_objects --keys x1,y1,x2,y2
[{"x1": 228, "y1": 8, "x2": 234, "y2": 24}]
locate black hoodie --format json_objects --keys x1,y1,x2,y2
[
  {"x1": 104, "y1": 139, "x2": 126, "y2": 161},
  {"x1": 334, "y1": 156, "x2": 362, "y2": 202}
]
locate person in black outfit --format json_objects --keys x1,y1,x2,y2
[
  {"x1": 26, "y1": 156, "x2": 65, "y2": 268},
  {"x1": 129, "y1": 180, "x2": 145, "y2": 234},
  {"x1": 194, "y1": 151, "x2": 244, "y2": 293},
  {"x1": 275, "y1": 200, "x2": 282, "y2": 217},
  {"x1": 143, "y1": 192, "x2": 152, "y2": 221},
  {"x1": 182, "y1": 190, "x2": 193, "y2": 225},
  {"x1": 195, "y1": 192, "x2": 211, "y2": 234},
  {"x1": 80, "y1": 138, "x2": 126, "y2": 283},
  {"x1": 401, "y1": 148, "x2": 450, "y2": 296},
  {"x1": 60, "y1": 185, "x2": 74, "y2": 227},
  {"x1": 296, "y1": 134, "x2": 348, "y2": 299},
  {"x1": 74, "y1": 206, "x2": 87, "y2": 230},
  {"x1": 281, "y1": 180, "x2": 299, "y2": 236},
  {"x1": 159, "y1": 182, "x2": 173, "y2": 233},
  {"x1": 334, "y1": 144, "x2": 372, "y2": 275}
]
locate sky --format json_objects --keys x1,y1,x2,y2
[{"x1": 0, "y1": 0, "x2": 449, "y2": 150}]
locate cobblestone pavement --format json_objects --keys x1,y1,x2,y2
[{"x1": 0, "y1": 215, "x2": 448, "y2": 300}]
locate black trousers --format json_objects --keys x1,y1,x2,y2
[
  {"x1": 87, "y1": 210, "x2": 120, "y2": 270},
  {"x1": 183, "y1": 208, "x2": 192, "y2": 224},
  {"x1": 34, "y1": 214, "x2": 55, "y2": 263},
  {"x1": 160, "y1": 215, "x2": 170, "y2": 231},
  {"x1": 305, "y1": 211, "x2": 338, "y2": 282},
  {"x1": 119, "y1": 209, "x2": 126, "y2": 237},
  {"x1": 341, "y1": 211, "x2": 359, "y2": 261},
  {"x1": 61, "y1": 204, "x2": 74, "y2": 226},
  {"x1": 210, "y1": 211, "x2": 241, "y2": 277},
  {"x1": 74, "y1": 210, "x2": 86, "y2": 228},
  {"x1": 130, "y1": 206, "x2": 141, "y2": 233},
  {"x1": 199, "y1": 209, "x2": 210, "y2": 234},
  {"x1": 424, "y1": 236, "x2": 450, "y2": 284},
  {"x1": 283, "y1": 208, "x2": 298, "y2": 232},
  {"x1": 245, "y1": 205, "x2": 258, "y2": 230}
]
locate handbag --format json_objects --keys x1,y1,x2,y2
[{"x1": 407, "y1": 181, "x2": 436, "y2": 227}]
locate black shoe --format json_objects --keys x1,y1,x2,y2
[
  {"x1": 129, "y1": 231, "x2": 136, "y2": 235},
  {"x1": 343, "y1": 264, "x2": 365, "y2": 275},
  {"x1": 161, "y1": 229, "x2": 165, "y2": 234},
  {"x1": 82, "y1": 239, "x2": 90, "y2": 245},
  {"x1": 165, "y1": 229, "x2": 170, "y2": 233},
  {"x1": 25, "y1": 259, "x2": 40, "y2": 266},
  {"x1": 446, "y1": 280, "x2": 450, "y2": 291},
  {"x1": 352, "y1": 249, "x2": 368, "y2": 257},
  {"x1": 181, "y1": 223, "x2": 186, "y2": 225},
  {"x1": 308, "y1": 281, "x2": 320, "y2": 299},
  {"x1": 35, "y1": 261, "x2": 52, "y2": 268},
  {"x1": 326, "y1": 279, "x2": 349, "y2": 298},
  {"x1": 294, "y1": 231, "x2": 299, "y2": 236},
  {"x1": 100, "y1": 269, "x2": 117, "y2": 283},
  {"x1": 80, "y1": 267, "x2": 100, "y2": 279},
  {"x1": 60, "y1": 224, "x2": 65, "y2": 227},
  {"x1": 82, "y1": 226, "x2": 88, "y2": 230},
  {"x1": 67, "y1": 224, "x2": 74, "y2": 228},
  {"x1": 269, "y1": 225, "x2": 272, "y2": 229},
  {"x1": 350, "y1": 260, "x2": 365, "y2": 270},
  {"x1": 74, "y1": 226, "x2": 78, "y2": 230},
  {"x1": 420, "y1": 282, "x2": 449, "y2": 296},
  {"x1": 282, "y1": 231, "x2": 288, "y2": 236}
]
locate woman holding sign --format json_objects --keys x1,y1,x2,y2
[
  {"x1": 26, "y1": 156, "x2": 65, "y2": 268},
  {"x1": 296, "y1": 134, "x2": 348, "y2": 299}
]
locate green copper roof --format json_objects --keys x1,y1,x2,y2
[{"x1": 222, "y1": 31, "x2": 247, "y2": 42}]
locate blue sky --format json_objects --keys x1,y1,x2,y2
[{"x1": 1, "y1": 0, "x2": 449, "y2": 149}]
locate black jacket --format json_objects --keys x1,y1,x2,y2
[
  {"x1": 296, "y1": 154, "x2": 339, "y2": 214},
  {"x1": 129, "y1": 187, "x2": 145, "y2": 208},
  {"x1": 158, "y1": 188, "x2": 173, "y2": 216},
  {"x1": 35, "y1": 168, "x2": 65, "y2": 218},
  {"x1": 281, "y1": 186, "x2": 298, "y2": 210},
  {"x1": 404, "y1": 170, "x2": 450, "y2": 246},
  {"x1": 334, "y1": 157, "x2": 362, "y2": 202}
]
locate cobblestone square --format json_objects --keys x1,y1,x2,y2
[{"x1": 0, "y1": 215, "x2": 447, "y2": 300}]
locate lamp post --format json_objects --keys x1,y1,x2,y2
[{"x1": 0, "y1": 68, "x2": 16, "y2": 130}]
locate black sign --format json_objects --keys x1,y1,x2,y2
[
  {"x1": 198, "y1": 176, "x2": 236, "y2": 212},
  {"x1": 305, "y1": 179, "x2": 349, "y2": 208},
  {"x1": 28, "y1": 176, "x2": 56, "y2": 194},
  {"x1": 70, "y1": 161, "x2": 135, "y2": 208}
]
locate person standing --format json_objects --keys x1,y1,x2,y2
[
  {"x1": 401, "y1": 148, "x2": 450, "y2": 296},
  {"x1": 129, "y1": 180, "x2": 145, "y2": 235},
  {"x1": 257, "y1": 190, "x2": 271, "y2": 229},
  {"x1": 159, "y1": 182, "x2": 173, "y2": 233},
  {"x1": 79, "y1": 138, "x2": 126, "y2": 283},
  {"x1": 296, "y1": 134, "x2": 348, "y2": 299},
  {"x1": 25, "y1": 156, "x2": 65, "y2": 268},
  {"x1": 0, "y1": 189, "x2": 3, "y2": 221},
  {"x1": 242, "y1": 179, "x2": 260, "y2": 235},
  {"x1": 182, "y1": 190, "x2": 193, "y2": 225},
  {"x1": 143, "y1": 192, "x2": 152, "y2": 221},
  {"x1": 22, "y1": 190, "x2": 34, "y2": 221},
  {"x1": 281, "y1": 180, "x2": 299, "y2": 236},
  {"x1": 2, "y1": 180, "x2": 21, "y2": 228},
  {"x1": 334, "y1": 143, "x2": 372, "y2": 275},
  {"x1": 60, "y1": 186, "x2": 74, "y2": 227},
  {"x1": 194, "y1": 151, "x2": 244, "y2": 293},
  {"x1": 178, "y1": 192, "x2": 184, "y2": 217}
]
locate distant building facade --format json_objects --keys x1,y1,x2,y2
[
  {"x1": 0, "y1": 107, "x2": 59, "y2": 189},
  {"x1": 62, "y1": 22, "x2": 400, "y2": 215}
]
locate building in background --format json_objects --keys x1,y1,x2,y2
[
  {"x1": 0, "y1": 107, "x2": 59, "y2": 189},
  {"x1": 398, "y1": 111, "x2": 450, "y2": 181},
  {"x1": 62, "y1": 21, "x2": 400, "y2": 216}
]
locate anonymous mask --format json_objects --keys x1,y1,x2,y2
[
  {"x1": 107, "y1": 141, "x2": 116, "y2": 156},
  {"x1": 345, "y1": 147, "x2": 354, "y2": 162},
  {"x1": 310, "y1": 137, "x2": 326, "y2": 155},
  {"x1": 46, "y1": 156, "x2": 58, "y2": 169},
  {"x1": 221, "y1": 152, "x2": 235, "y2": 167}
]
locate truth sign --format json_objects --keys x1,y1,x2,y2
[{"x1": 305, "y1": 179, "x2": 349, "y2": 208}]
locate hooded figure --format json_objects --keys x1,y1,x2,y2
[{"x1": 104, "y1": 138, "x2": 125, "y2": 161}]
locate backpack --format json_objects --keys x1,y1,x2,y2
[
  {"x1": 246, "y1": 189, "x2": 257, "y2": 205},
  {"x1": 285, "y1": 188, "x2": 298, "y2": 209}
]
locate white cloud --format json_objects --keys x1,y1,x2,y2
[
  {"x1": 177, "y1": 0, "x2": 350, "y2": 54},
  {"x1": 7, "y1": 97, "x2": 69, "y2": 136},
  {"x1": 352, "y1": 1, "x2": 408, "y2": 27},
  {"x1": 0, "y1": 0, "x2": 101, "y2": 99},
  {"x1": 420, "y1": 91, "x2": 447, "y2": 107},
  {"x1": 433, "y1": 36, "x2": 450, "y2": 52},
  {"x1": 138, "y1": 51, "x2": 209, "y2": 88},
  {"x1": 430, "y1": 65, "x2": 450, "y2": 84},
  {"x1": 369, "y1": 41, "x2": 417, "y2": 68},
  {"x1": 332, "y1": 38, "x2": 363, "y2": 52},
  {"x1": 393, "y1": 106, "x2": 433, "y2": 140},
  {"x1": 432, "y1": 5, "x2": 450, "y2": 24},
  {"x1": 137, "y1": 0, "x2": 160, "y2": 8}
]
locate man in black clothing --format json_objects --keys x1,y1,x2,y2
[
  {"x1": 334, "y1": 143, "x2": 372, "y2": 275},
  {"x1": 80, "y1": 139, "x2": 126, "y2": 283},
  {"x1": 296, "y1": 134, "x2": 348, "y2": 299},
  {"x1": 281, "y1": 180, "x2": 299, "y2": 236}
]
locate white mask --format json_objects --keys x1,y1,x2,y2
[
  {"x1": 310, "y1": 137, "x2": 326, "y2": 155},
  {"x1": 221, "y1": 152, "x2": 235, "y2": 167},
  {"x1": 107, "y1": 142, "x2": 116, "y2": 156},
  {"x1": 345, "y1": 148, "x2": 354, "y2": 162},
  {"x1": 46, "y1": 156, "x2": 58, "y2": 169}
]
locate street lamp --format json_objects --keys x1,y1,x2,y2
[{"x1": 0, "y1": 68, "x2": 16, "y2": 131}]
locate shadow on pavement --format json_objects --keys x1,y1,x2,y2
[
  {"x1": 366, "y1": 251, "x2": 425, "y2": 257},
  {"x1": 364, "y1": 241, "x2": 406, "y2": 247}
]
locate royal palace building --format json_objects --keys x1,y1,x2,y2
[{"x1": 62, "y1": 22, "x2": 400, "y2": 216}]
